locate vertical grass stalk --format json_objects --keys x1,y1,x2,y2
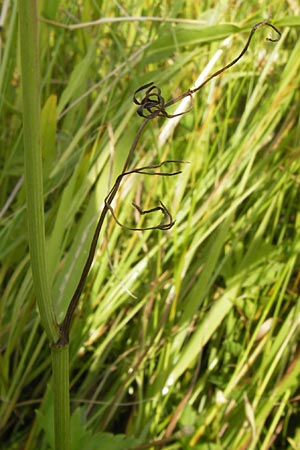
[
  {"x1": 18, "y1": 0, "x2": 59, "y2": 343},
  {"x1": 19, "y1": 1, "x2": 70, "y2": 448},
  {"x1": 51, "y1": 345, "x2": 71, "y2": 450}
]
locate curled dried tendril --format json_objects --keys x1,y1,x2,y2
[
  {"x1": 105, "y1": 160, "x2": 187, "y2": 231},
  {"x1": 109, "y1": 201, "x2": 174, "y2": 231},
  {"x1": 133, "y1": 83, "x2": 193, "y2": 119},
  {"x1": 134, "y1": 20, "x2": 281, "y2": 119},
  {"x1": 57, "y1": 20, "x2": 281, "y2": 346}
]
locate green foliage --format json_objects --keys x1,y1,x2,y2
[
  {"x1": 1, "y1": 0, "x2": 300, "y2": 449},
  {"x1": 37, "y1": 386, "x2": 142, "y2": 450}
]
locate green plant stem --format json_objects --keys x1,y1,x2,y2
[
  {"x1": 18, "y1": 1, "x2": 69, "y2": 448},
  {"x1": 51, "y1": 345, "x2": 71, "y2": 450},
  {"x1": 18, "y1": 0, "x2": 59, "y2": 342}
]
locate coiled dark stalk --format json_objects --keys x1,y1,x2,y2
[{"x1": 56, "y1": 20, "x2": 280, "y2": 346}]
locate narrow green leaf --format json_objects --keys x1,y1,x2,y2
[
  {"x1": 57, "y1": 43, "x2": 96, "y2": 114},
  {"x1": 145, "y1": 24, "x2": 240, "y2": 63}
]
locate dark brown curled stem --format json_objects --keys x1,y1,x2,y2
[
  {"x1": 108, "y1": 201, "x2": 175, "y2": 231},
  {"x1": 57, "y1": 127, "x2": 184, "y2": 344},
  {"x1": 164, "y1": 21, "x2": 281, "y2": 107},
  {"x1": 165, "y1": 21, "x2": 281, "y2": 106},
  {"x1": 56, "y1": 21, "x2": 280, "y2": 346},
  {"x1": 134, "y1": 21, "x2": 281, "y2": 119},
  {"x1": 104, "y1": 160, "x2": 187, "y2": 231},
  {"x1": 133, "y1": 83, "x2": 193, "y2": 119},
  {"x1": 56, "y1": 120, "x2": 149, "y2": 345}
]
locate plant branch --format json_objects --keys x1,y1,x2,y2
[
  {"x1": 56, "y1": 20, "x2": 280, "y2": 347},
  {"x1": 56, "y1": 120, "x2": 148, "y2": 345},
  {"x1": 134, "y1": 21, "x2": 281, "y2": 119}
]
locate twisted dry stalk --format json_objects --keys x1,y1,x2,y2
[{"x1": 55, "y1": 20, "x2": 281, "y2": 346}]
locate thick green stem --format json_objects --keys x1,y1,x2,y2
[
  {"x1": 19, "y1": 1, "x2": 69, "y2": 448},
  {"x1": 51, "y1": 345, "x2": 71, "y2": 450},
  {"x1": 18, "y1": 0, "x2": 59, "y2": 342}
]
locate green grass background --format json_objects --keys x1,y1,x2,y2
[{"x1": 1, "y1": 0, "x2": 300, "y2": 449}]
